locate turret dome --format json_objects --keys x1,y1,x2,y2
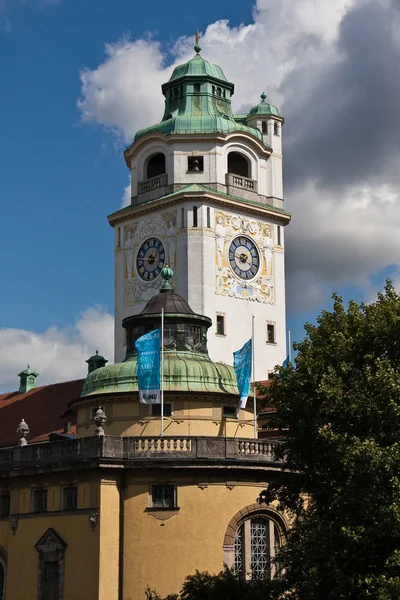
[{"x1": 247, "y1": 92, "x2": 281, "y2": 118}]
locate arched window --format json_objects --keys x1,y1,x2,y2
[
  {"x1": 234, "y1": 516, "x2": 281, "y2": 579},
  {"x1": 273, "y1": 122, "x2": 279, "y2": 136},
  {"x1": 227, "y1": 152, "x2": 250, "y2": 178},
  {"x1": 146, "y1": 153, "x2": 166, "y2": 179},
  {"x1": 262, "y1": 121, "x2": 267, "y2": 134},
  {"x1": 223, "y1": 505, "x2": 286, "y2": 581}
]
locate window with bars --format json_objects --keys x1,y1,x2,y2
[
  {"x1": 151, "y1": 484, "x2": 176, "y2": 509},
  {"x1": 33, "y1": 489, "x2": 47, "y2": 513},
  {"x1": 234, "y1": 516, "x2": 281, "y2": 580},
  {"x1": 0, "y1": 493, "x2": 10, "y2": 518},
  {"x1": 62, "y1": 486, "x2": 77, "y2": 511},
  {"x1": 42, "y1": 561, "x2": 59, "y2": 600}
]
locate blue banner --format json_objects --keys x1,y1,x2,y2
[
  {"x1": 233, "y1": 339, "x2": 252, "y2": 410},
  {"x1": 135, "y1": 329, "x2": 161, "y2": 404}
]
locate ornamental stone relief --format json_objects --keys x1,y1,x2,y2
[
  {"x1": 123, "y1": 211, "x2": 177, "y2": 306},
  {"x1": 214, "y1": 211, "x2": 275, "y2": 304}
]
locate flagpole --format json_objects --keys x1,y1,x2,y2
[
  {"x1": 252, "y1": 315, "x2": 257, "y2": 439},
  {"x1": 161, "y1": 308, "x2": 164, "y2": 437},
  {"x1": 288, "y1": 329, "x2": 292, "y2": 362}
]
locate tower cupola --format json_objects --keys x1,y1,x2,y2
[{"x1": 18, "y1": 365, "x2": 39, "y2": 394}]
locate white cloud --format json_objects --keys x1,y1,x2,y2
[
  {"x1": 121, "y1": 181, "x2": 130, "y2": 208},
  {"x1": 0, "y1": 306, "x2": 114, "y2": 392}
]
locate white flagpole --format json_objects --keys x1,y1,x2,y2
[
  {"x1": 288, "y1": 329, "x2": 292, "y2": 362},
  {"x1": 252, "y1": 315, "x2": 257, "y2": 439},
  {"x1": 161, "y1": 308, "x2": 164, "y2": 437}
]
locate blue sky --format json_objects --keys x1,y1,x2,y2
[{"x1": 1, "y1": 0, "x2": 400, "y2": 389}]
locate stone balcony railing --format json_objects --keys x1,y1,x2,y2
[
  {"x1": 0, "y1": 436, "x2": 283, "y2": 473},
  {"x1": 138, "y1": 173, "x2": 168, "y2": 195},
  {"x1": 226, "y1": 172, "x2": 258, "y2": 195}
]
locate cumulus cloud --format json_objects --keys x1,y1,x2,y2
[
  {"x1": 0, "y1": 306, "x2": 114, "y2": 393},
  {"x1": 77, "y1": 0, "x2": 400, "y2": 310}
]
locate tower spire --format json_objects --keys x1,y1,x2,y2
[{"x1": 194, "y1": 29, "x2": 201, "y2": 54}]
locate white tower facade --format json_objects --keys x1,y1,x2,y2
[{"x1": 108, "y1": 48, "x2": 290, "y2": 381}]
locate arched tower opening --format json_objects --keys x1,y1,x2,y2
[
  {"x1": 146, "y1": 153, "x2": 166, "y2": 179},
  {"x1": 227, "y1": 152, "x2": 250, "y2": 178}
]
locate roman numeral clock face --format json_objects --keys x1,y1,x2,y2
[
  {"x1": 228, "y1": 236, "x2": 260, "y2": 280},
  {"x1": 136, "y1": 238, "x2": 166, "y2": 281}
]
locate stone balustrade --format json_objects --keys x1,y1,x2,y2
[
  {"x1": 138, "y1": 173, "x2": 168, "y2": 194},
  {"x1": 0, "y1": 436, "x2": 283, "y2": 473},
  {"x1": 225, "y1": 172, "x2": 258, "y2": 194}
]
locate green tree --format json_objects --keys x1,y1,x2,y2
[
  {"x1": 259, "y1": 282, "x2": 400, "y2": 599},
  {"x1": 145, "y1": 567, "x2": 277, "y2": 600}
]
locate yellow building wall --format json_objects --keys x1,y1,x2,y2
[
  {"x1": 76, "y1": 396, "x2": 255, "y2": 439},
  {"x1": 122, "y1": 474, "x2": 279, "y2": 600},
  {"x1": 0, "y1": 476, "x2": 101, "y2": 600},
  {"x1": 0, "y1": 513, "x2": 99, "y2": 600},
  {"x1": 98, "y1": 477, "x2": 120, "y2": 600}
]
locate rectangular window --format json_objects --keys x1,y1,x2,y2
[
  {"x1": 151, "y1": 484, "x2": 176, "y2": 509},
  {"x1": 181, "y1": 207, "x2": 185, "y2": 229},
  {"x1": 43, "y1": 561, "x2": 59, "y2": 600},
  {"x1": 193, "y1": 206, "x2": 198, "y2": 227},
  {"x1": 62, "y1": 486, "x2": 77, "y2": 511},
  {"x1": 277, "y1": 225, "x2": 281, "y2": 246},
  {"x1": 188, "y1": 156, "x2": 204, "y2": 172},
  {"x1": 194, "y1": 83, "x2": 200, "y2": 93},
  {"x1": 0, "y1": 493, "x2": 10, "y2": 517},
  {"x1": 216, "y1": 314, "x2": 225, "y2": 336},
  {"x1": 33, "y1": 489, "x2": 47, "y2": 513},
  {"x1": 117, "y1": 227, "x2": 121, "y2": 248},
  {"x1": 207, "y1": 207, "x2": 211, "y2": 228},
  {"x1": 152, "y1": 404, "x2": 172, "y2": 417},
  {"x1": 222, "y1": 406, "x2": 237, "y2": 418},
  {"x1": 267, "y1": 323, "x2": 276, "y2": 344}
]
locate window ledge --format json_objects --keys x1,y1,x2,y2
[
  {"x1": 215, "y1": 333, "x2": 226, "y2": 338},
  {"x1": 146, "y1": 507, "x2": 180, "y2": 521},
  {"x1": 266, "y1": 341, "x2": 277, "y2": 345}
]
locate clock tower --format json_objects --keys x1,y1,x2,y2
[{"x1": 108, "y1": 41, "x2": 290, "y2": 380}]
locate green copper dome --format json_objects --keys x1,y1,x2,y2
[
  {"x1": 80, "y1": 353, "x2": 240, "y2": 397},
  {"x1": 248, "y1": 92, "x2": 280, "y2": 118},
  {"x1": 133, "y1": 53, "x2": 265, "y2": 145},
  {"x1": 169, "y1": 54, "x2": 229, "y2": 84}
]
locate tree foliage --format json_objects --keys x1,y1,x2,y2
[
  {"x1": 259, "y1": 281, "x2": 400, "y2": 599},
  {"x1": 145, "y1": 567, "x2": 276, "y2": 600}
]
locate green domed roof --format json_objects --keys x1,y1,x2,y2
[
  {"x1": 133, "y1": 50, "x2": 267, "y2": 146},
  {"x1": 169, "y1": 54, "x2": 228, "y2": 83},
  {"x1": 135, "y1": 116, "x2": 263, "y2": 142},
  {"x1": 81, "y1": 352, "x2": 241, "y2": 397},
  {"x1": 248, "y1": 92, "x2": 280, "y2": 117}
]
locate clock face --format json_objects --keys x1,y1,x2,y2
[
  {"x1": 136, "y1": 238, "x2": 166, "y2": 281},
  {"x1": 228, "y1": 236, "x2": 260, "y2": 280}
]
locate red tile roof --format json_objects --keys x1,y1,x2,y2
[{"x1": 0, "y1": 380, "x2": 83, "y2": 447}]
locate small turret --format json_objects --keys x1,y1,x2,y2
[
  {"x1": 86, "y1": 351, "x2": 108, "y2": 374},
  {"x1": 18, "y1": 365, "x2": 39, "y2": 394}
]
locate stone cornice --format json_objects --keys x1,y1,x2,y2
[
  {"x1": 124, "y1": 131, "x2": 272, "y2": 167},
  {"x1": 108, "y1": 188, "x2": 290, "y2": 227}
]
